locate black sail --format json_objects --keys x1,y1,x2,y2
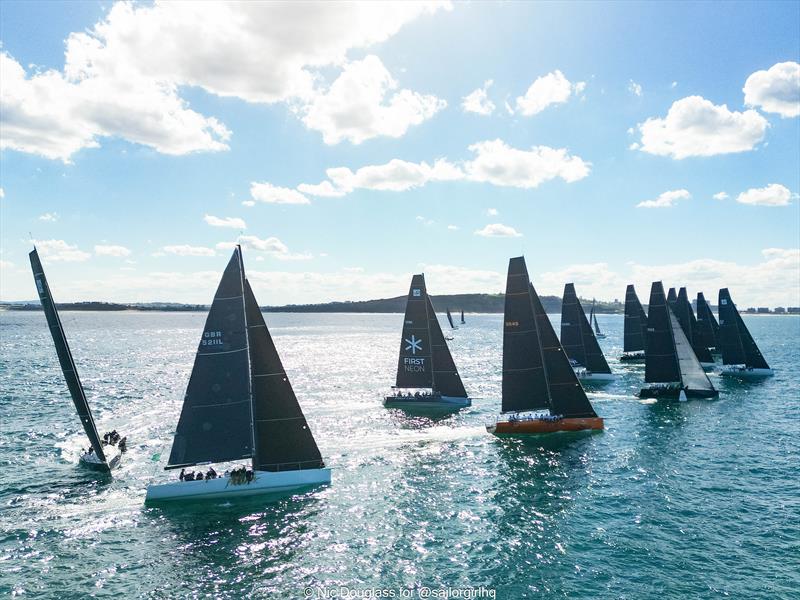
[
  {"x1": 530, "y1": 282, "x2": 597, "y2": 417},
  {"x1": 718, "y1": 289, "x2": 770, "y2": 369},
  {"x1": 460, "y1": 310, "x2": 465, "y2": 324},
  {"x1": 560, "y1": 284, "x2": 611, "y2": 374},
  {"x1": 502, "y1": 257, "x2": 549, "y2": 413},
  {"x1": 426, "y1": 296, "x2": 468, "y2": 397},
  {"x1": 695, "y1": 292, "x2": 718, "y2": 350},
  {"x1": 29, "y1": 248, "x2": 108, "y2": 465},
  {"x1": 644, "y1": 282, "x2": 681, "y2": 384},
  {"x1": 394, "y1": 275, "x2": 434, "y2": 389},
  {"x1": 667, "y1": 287, "x2": 677, "y2": 307},
  {"x1": 675, "y1": 288, "x2": 714, "y2": 364},
  {"x1": 623, "y1": 284, "x2": 648, "y2": 353},
  {"x1": 446, "y1": 308, "x2": 456, "y2": 329},
  {"x1": 167, "y1": 248, "x2": 253, "y2": 469},
  {"x1": 245, "y1": 280, "x2": 324, "y2": 472}
]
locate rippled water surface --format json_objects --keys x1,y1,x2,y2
[{"x1": 1, "y1": 311, "x2": 798, "y2": 598}]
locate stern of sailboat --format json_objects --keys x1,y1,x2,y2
[{"x1": 487, "y1": 416, "x2": 604, "y2": 435}]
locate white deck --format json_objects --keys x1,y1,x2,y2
[
  {"x1": 572, "y1": 368, "x2": 615, "y2": 381},
  {"x1": 145, "y1": 468, "x2": 331, "y2": 503}
]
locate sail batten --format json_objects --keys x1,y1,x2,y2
[{"x1": 29, "y1": 248, "x2": 109, "y2": 466}]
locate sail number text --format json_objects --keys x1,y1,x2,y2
[{"x1": 202, "y1": 330, "x2": 224, "y2": 346}]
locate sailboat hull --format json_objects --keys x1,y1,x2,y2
[
  {"x1": 720, "y1": 366, "x2": 774, "y2": 378},
  {"x1": 383, "y1": 395, "x2": 471, "y2": 410},
  {"x1": 486, "y1": 417, "x2": 604, "y2": 435},
  {"x1": 639, "y1": 386, "x2": 719, "y2": 399},
  {"x1": 572, "y1": 367, "x2": 615, "y2": 381},
  {"x1": 79, "y1": 449, "x2": 121, "y2": 471},
  {"x1": 620, "y1": 352, "x2": 645, "y2": 363},
  {"x1": 145, "y1": 468, "x2": 331, "y2": 503}
]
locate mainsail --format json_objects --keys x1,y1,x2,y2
[
  {"x1": 718, "y1": 289, "x2": 770, "y2": 370},
  {"x1": 560, "y1": 284, "x2": 611, "y2": 374},
  {"x1": 644, "y1": 282, "x2": 681, "y2": 385},
  {"x1": 667, "y1": 287, "x2": 677, "y2": 307},
  {"x1": 29, "y1": 248, "x2": 108, "y2": 465},
  {"x1": 244, "y1": 280, "x2": 324, "y2": 472},
  {"x1": 502, "y1": 257, "x2": 597, "y2": 418},
  {"x1": 590, "y1": 301, "x2": 603, "y2": 336},
  {"x1": 167, "y1": 249, "x2": 253, "y2": 469},
  {"x1": 695, "y1": 292, "x2": 719, "y2": 350},
  {"x1": 446, "y1": 308, "x2": 456, "y2": 329},
  {"x1": 674, "y1": 288, "x2": 714, "y2": 364},
  {"x1": 460, "y1": 309, "x2": 465, "y2": 325},
  {"x1": 623, "y1": 284, "x2": 648, "y2": 353}
]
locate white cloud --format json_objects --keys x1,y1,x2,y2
[
  {"x1": 462, "y1": 80, "x2": 495, "y2": 115},
  {"x1": 474, "y1": 223, "x2": 522, "y2": 237},
  {"x1": 671, "y1": 81, "x2": 678, "y2": 89},
  {"x1": 297, "y1": 180, "x2": 347, "y2": 198},
  {"x1": 217, "y1": 235, "x2": 312, "y2": 261},
  {"x1": 713, "y1": 191, "x2": 729, "y2": 201},
  {"x1": 326, "y1": 158, "x2": 463, "y2": 193},
  {"x1": 250, "y1": 182, "x2": 310, "y2": 205},
  {"x1": 416, "y1": 215, "x2": 434, "y2": 226},
  {"x1": 241, "y1": 200, "x2": 256, "y2": 207},
  {"x1": 447, "y1": 225, "x2": 459, "y2": 230},
  {"x1": 636, "y1": 189, "x2": 691, "y2": 208},
  {"x1": 300, "y1": 55, "x2": 446, "y2": 144},
  {"x1": 162, "y1": 245, "x2": 216, "y2": 257},
  {"x1": 464, "y1": 139, "x2": 590, "y2": 188},
  {"x1": 38, "y1": 212, "x2": 58, "y2": 222},
  {"x1": 0, "y1": 188, "x2": 4, "y2": 199},
  {"x1": 736, "y1": 183, "x2": 793, "y2": 207},
  {"x1": 204, "y1": 214, "x2": 246, "y2": 229},
  {"x1": 743, "y1": 61, "x2": 800, "y2": 118},
  {"x1": 486, "y1": 208, "x2": 498, "y2": 216},
  {"x1": 33, "y1": 239, "x2": 91, "y2": 262},
  {"x1": 515, "y1": 70, "x2": 585, "y2": 116},
  {"x1": 636, "y1": 96, "x2": 768, "y2": 159},
  {"x1": 0, "y1": 2, "x2": 450, "y2": 161},
  {"x1": 628, "y1": 80, "x2": 643, "y2": 97},
  {"x1": 94, "y1": 244, "x2": 131, "y2": 257}
]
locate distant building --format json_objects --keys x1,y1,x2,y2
[
  {"x1": 757, "y1": 307, "x2": 770, "y2": 314},
  {"x1": 788, "y1": 307, "x2": 800, "y2": 314},
  {"x1": 746, "y1": 308, "x2": 757, "y2": 313},
  {"x1": 774, "y1": 307, "x2": 786, "y2": 314}
]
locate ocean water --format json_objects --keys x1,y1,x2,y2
[{"x1": 0, "y1": 310, "x2": 798, "y2": 599}]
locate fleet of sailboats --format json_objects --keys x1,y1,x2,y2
[{"x1": 560, "y1": 284, "x2": 614, "y2": 381}]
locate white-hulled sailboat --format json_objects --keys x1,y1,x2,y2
[
  {"x1": 384, "y1": 274, "x2": 471, "y2": 410},
  {"x1": 620, "y1": 284, "x2": 648, "y2": 362},
  {"x1": 487, "y1": 257, "x2": 604, "y2": 435},
  {"x1": 718, "y1": 288, "x2": 774, "y2": 378},
  {"x1": 560, "y1": 283, "x2": 615, "y2": 381},
  {"x1": 145, "y1": 247, "x2": 330, "y2": 503},
  {"x1": 29, "y1": 247, "x2": 126, "y2": 471}
]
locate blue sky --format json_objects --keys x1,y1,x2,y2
[{"x1": 1, "y1": 1, "x2": 798, "y2": 306}]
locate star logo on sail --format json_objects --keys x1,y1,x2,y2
[{"x1": 405, "y1": 335, "x2": 422, "y2": 355}]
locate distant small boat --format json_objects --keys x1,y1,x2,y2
[
  {"x1": 29, "y1": 247, "x2": 126, "y2": 471},
  {"x1": 446, "y1": 307, "x2": 458, "y2": 330},
  {"x1": 460, "y1": 309, "x2": 465, "y2": 325},
  {"x1": 674, "y1": 287, "x2": 715, "y2": 368},
  {"x1": 718, "y1": 288, "x2": 774, "y2": 377},
  {"x1": 487, "y1": 257, "x2": 603, "y2": 435},
  {"x1": 620, "y1": 284, "x2": 648, "y2": 362},
  {"x1": 589, "y1": 300, "x2": 606, "y2": 339},
  {"x1": 560, "y1": 284, "x2": 614, "y2": 381},
  {"x1": 639, "y1": 282, "x2": 718, "y2": 400},
  {"x1": 384, "y1": 274, "x2": 470, "y2": 410},
  {"x1": 145, "y1": 247, "x2": 330, "y2": 503},
  {"x1": 695, "y1": 292, "x2": 720, "y2": 353}
]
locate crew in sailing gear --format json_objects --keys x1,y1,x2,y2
[
  {"x1": 206, "y1": 467, "x2": 217, "y2": 480},
  {"x1": 179, "y1": 468, "x2": 186, "y2": 481}
]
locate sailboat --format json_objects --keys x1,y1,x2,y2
[
  {"x1": 145, "y1": 247, "x2": 330, "y2": 503},
  {"x1": 620, "y1": 284, "x2": 648, "y2": 362},
  {"x1": 639, "y1": 282, "x2": 718, "y2": 400},
  {"x1": 667, "y1": 287, "x2": 678, "y2": 308},
  {"x1": 674, "y1": 287, "x2": 715, "y2": 368},
  {"x1": 589, "y1": 300, "x2": 606, "y2": 338},
  {"x1": 384, "y1": 275, "x2": 471, "y2": 409},
  {"x1": 29, "y1": 247, "x2": 126, "y2": 471},
  {"x1": 718, "y1": 288, "x2": 774, "y2": 377},
  {"x1": 560, "y1": 284, "x2": 614, "y2": 380},
  {"x1": 446, "y1": 308, "x2": 458, "y2": 330},
  {"x1": 460, "y1": 309, "x2": 465, "y2": 325},
  {"x1": 695, "y1": 292, "x2": 720, "y2": 353},
  {"x1": 486, "y1": 257, "x2": 603, "y2": 435}
]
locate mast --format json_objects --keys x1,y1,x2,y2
[
  {"x1": 29, "y1": 248, "x2": 109, "y2": 466},
  {"x1": 238, "y1": 247, "x2": 258, "y2": 469},
  {"x1": 644, "y1": 282, "x2": 681, "y2": 384},
  {"x1": 623, "y1": 284, "x2": 647, "y2": 353},
  {"x1": 394, "y1": 274, "x2": 434, "y2": 389},
  {"x1": 718, "y1": 289, "x2": 770, "y2": 369}
]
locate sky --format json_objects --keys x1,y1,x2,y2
[{"x1": 1, "y1": 1, "x2": 799, "y2": 307}]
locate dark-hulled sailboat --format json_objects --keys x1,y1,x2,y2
[
  {"x1": 384, "y1": 274, "x2": 470, "y2": 409},
  {"x1": 145, "y1": 247, "x2": 330, "y2": 502},
  {"x1": 718, "y1": 288, "x2": 774, "y2": 377},
  {"x1": 674, "y1": 287, "x2": 715, "y2": 368},
  {"x1": 639, "y1": 282, "x2": 718, "y2": 400},
  {"x1": 446, "y1": 307, "x2": 458, "y2": 330},
  {"x1": 29, "y1": 247, "x2": 126, "y2": 471},
  {"x1": 487, "y1": 257, "x2": 603, "y2": 435},
  {"x1": 620, "y1": 284, "x2": 648, "y2": 362},
  {"x1": 560, "y1": 284, "x2": 614, "y2": 380},
  {"x1": 695, "y1": 292, "x2": 720, "y2": 353},
  {"x1": 460, "y1": 309, "x2": 465, "y2": 325}
]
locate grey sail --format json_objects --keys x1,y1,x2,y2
[
  {"x1": 29, "y1": 248, "x2": 109, "y2": 466},
  {"x1": 167, "y1": 248, "x2": 253, "y2": 469},
  {"x1": 395, "y1": 274, "x2": 434, "y2": 389},
  {"x1": 244, "y1": 280, "x2": 324, "y2": 472},
  {"x1": 426, "y1": 296, "x2": 468, "y2": 397},
  {"x1": 670, "y1": 309, "x2": 716, "y2": 394},
  {"x1": 644, "y1": 282, "x2": 681, "y2": 384},
  {"x1": 674, "y1": 288, "x2": 714, "y2": 364},
  {"x1": 591, "y1": 301, "x2": 603, "y2": 336},
  {"x1": 718, "y1": 288, "x2": 770, "y2": 370},
  {"x1": 623, "y1": 284, "x2": 648, "y2": 353},
  {"x1": 560, "y1": 284, "x2": 611, "y2": 374}
]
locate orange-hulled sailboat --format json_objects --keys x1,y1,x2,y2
[{"x1": 486, "y1": 257, "x2": 604, "y2": 436}]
